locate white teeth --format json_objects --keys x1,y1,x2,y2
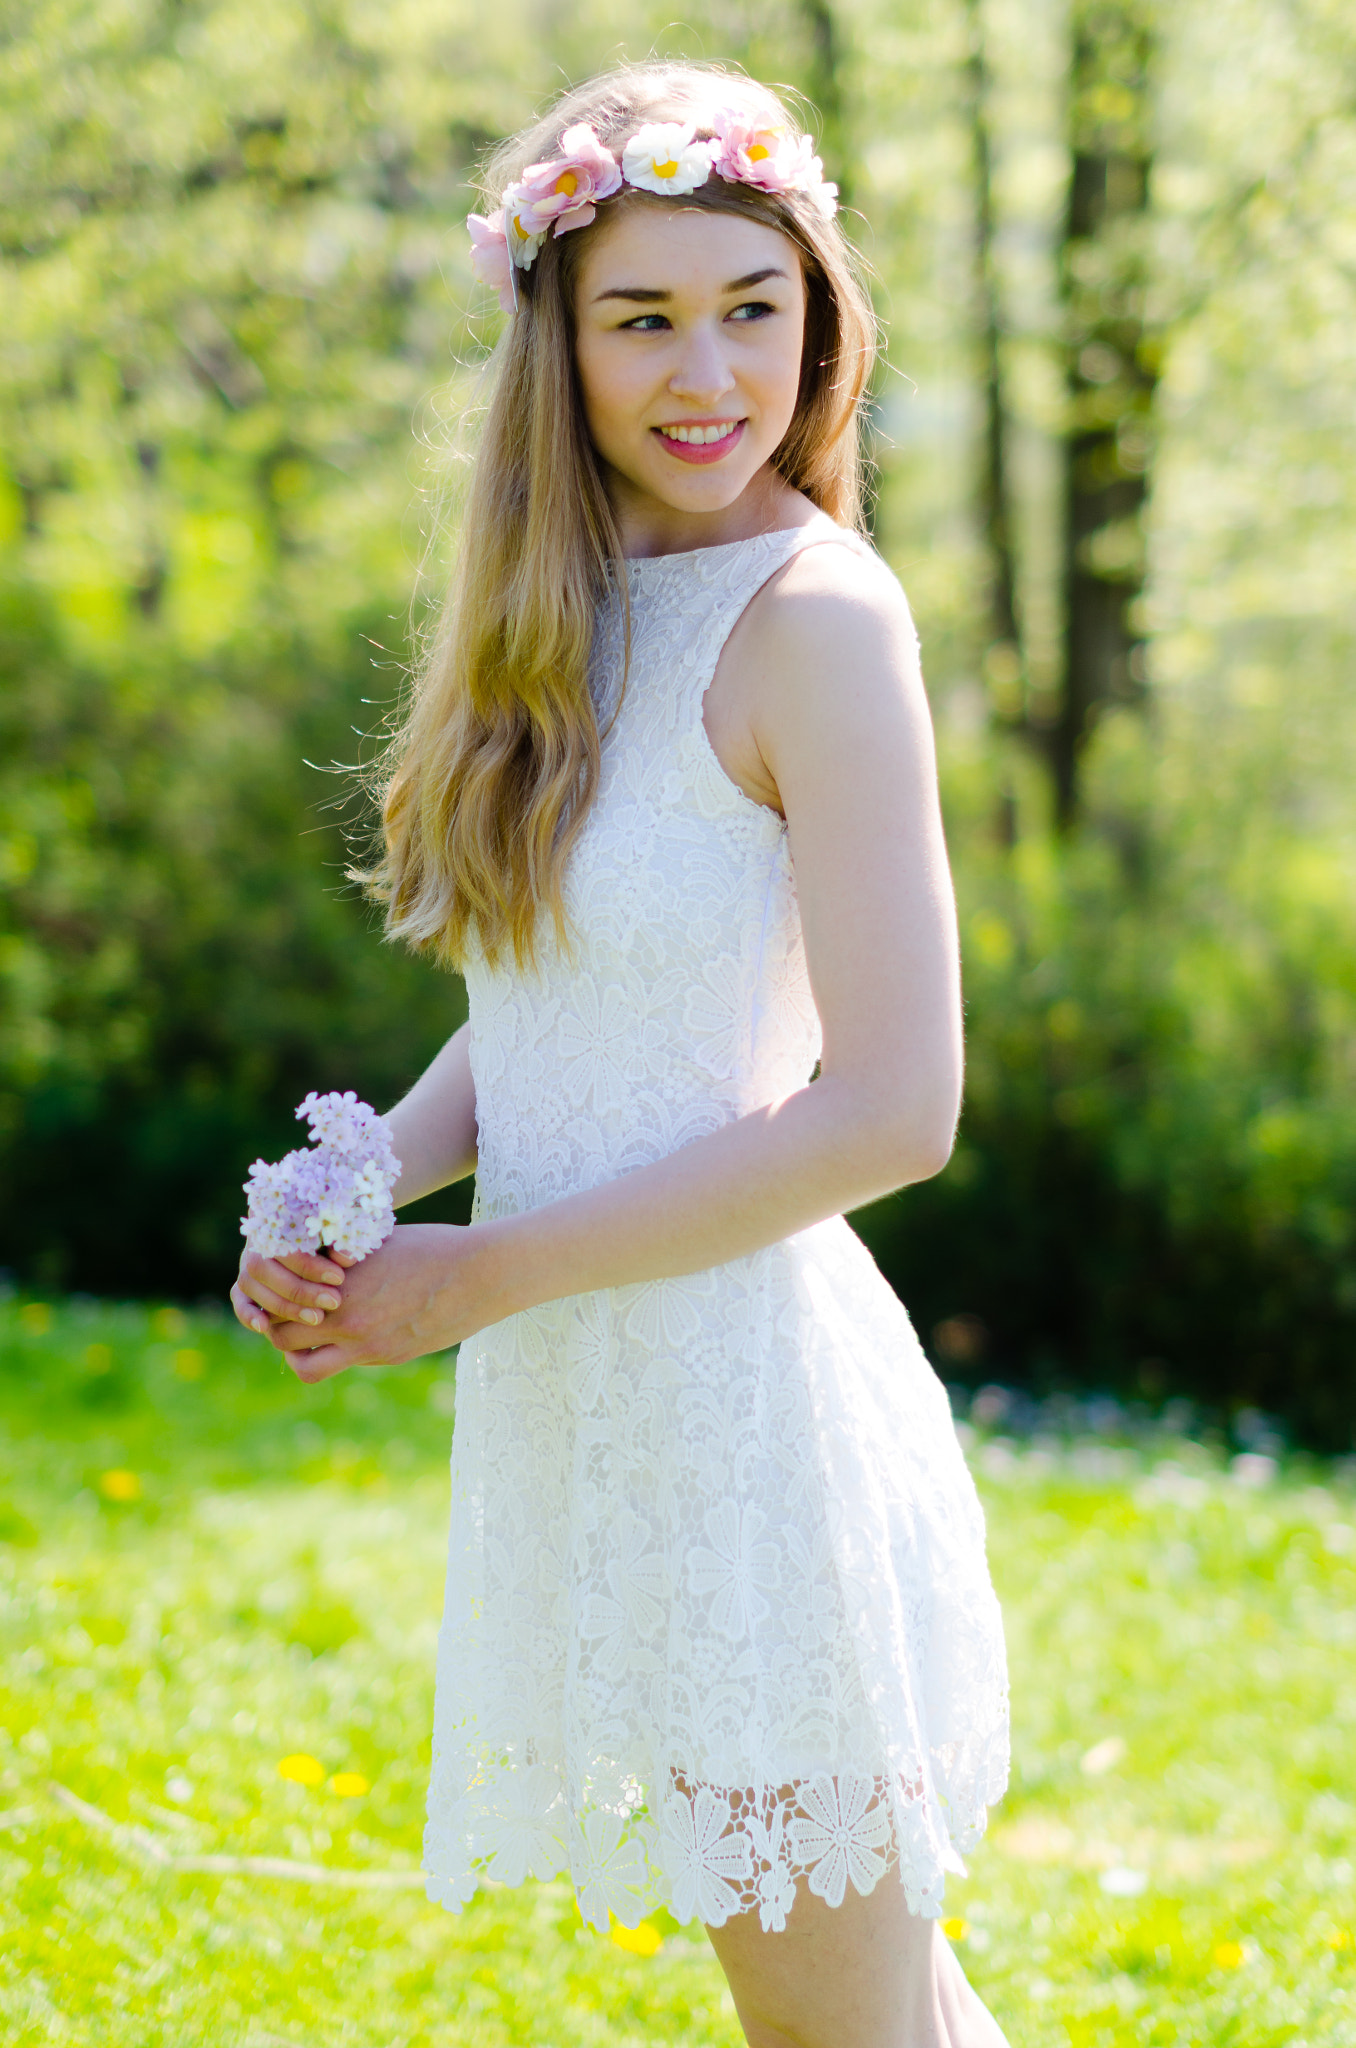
[{"x1": 661, "y1": 421, "x2": 739, "y2": 446}]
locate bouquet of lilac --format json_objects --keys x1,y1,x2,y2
[{"x1": 242, "y1": 1091, "x2": 401, "y2": 1261}]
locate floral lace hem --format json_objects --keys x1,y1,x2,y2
[{"x1": 424, "y1": 1751, "x2": 1008, "y2": 1934}]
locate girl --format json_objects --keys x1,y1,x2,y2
[{"x1": 233, "y1": 62, "x2": 1011, "y2": 2048}]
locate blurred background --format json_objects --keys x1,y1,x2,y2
[{"x1": 2, "y1": 0, "x2": 1354, "y2": 1444}]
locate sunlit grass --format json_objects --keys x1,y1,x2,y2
[{"x1": 2, "y1": 1293, "x2": 1354, "y2": 2045}]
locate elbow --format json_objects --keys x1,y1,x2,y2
[
  {"x1": 860, "y1": 1076, "x2": 961, "y2": 1191},
  {"x1": 883, "y1": 1115, "x2": 957, "y2": 1188}
]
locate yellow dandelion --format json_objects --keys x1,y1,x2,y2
[
  {"x1": 173, "y1": 1349, "x2": 206, "y2": 1380},
  {"x1": 83, "y1": 1342, "x2": 113, "y2": 1373},
  {"x1": 611, "y1": 1920, "x2": 663, "y2": 1956},
  {"x1": 99, "y1": 1469, "x2": 141, "y2": 1502},
  {"x1": 1327, "y1": 1928, "x2": 1353, "y2": 1951},
  {"x1": 20, "y1": 1302, "x2": 51, "y2": 1336},
  {"x1": 151, "y1": 1305, "x2": 186, "y2": 1339},
  {"x1": 1213, "y1": 1941, "x2": 1246, "y2": 1970},
  {"x1": 330, "y1": 1772, "x2": 369, "y2": 1798},
  {"x1": 278, "y1": 1753, "x2": 326, "y2": 1787},
  {"x1": 941, "y1": 1917, "x2": 970, "y2": 1942}
]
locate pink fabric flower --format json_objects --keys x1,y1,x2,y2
[
  {"x1": 711, "y1": 114, "x2": 804, "y2": 193},
  {"x1": 711, "y1": 113, "x2": 838, "y2": 214},
  {"x1": 467, "y1": 210, "x2": 515, "y2": 313},
  {"x1": 507, "y1": 122, "x2": 622, "y2": 238}
]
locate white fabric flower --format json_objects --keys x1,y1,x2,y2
[
  {"x1": 480, "y1": 1766, "x2": 568, "y2": 1886},
  {"x1": 756, "y1": 1857, "x2": 798, "y2": 1932},
  {"x1": 504, "y1": 200, "x2": 546, "y2": 271},
  {"x1": 571, "y1": 1808, "x2": 650, "y2": 1932},
  {"x1": 789, "y1": 1774, "x2": 893, "y2": 1908},
  {"x1": 658, "y1": 1789, "x2": 752, "y2": 1925},
  {"x1": 557, "y1": 978, "x2": 634, "y2": 1115},
  {"x1": 687, "y1": 1499, "x2": 780, "y2": 1640},
  {"x1": 622, "y1": 122, "x2": 719, "y2": 196}
]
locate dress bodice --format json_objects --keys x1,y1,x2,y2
[{"x1": 466, "y1": 515, "x2": 875, "y2": 1222}]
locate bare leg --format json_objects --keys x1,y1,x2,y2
[{"x1": 706, "y1": 1877, "x2": 1011, "y2": 2048}]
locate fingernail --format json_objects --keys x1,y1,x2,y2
[
  {"x1": 319, "y1": 1293, "x2": 341, "y2": 1311},
  {"x1": 302, "y1": 1308, "x2": 321, "y2": 1326}
]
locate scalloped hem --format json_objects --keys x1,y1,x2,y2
[{"x1": 423, "y1": 1758, "x2": 1008, "y2": 1935}]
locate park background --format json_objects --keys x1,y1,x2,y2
[{"x1": 3, "y1": 0, "x2": 1356, "y2": 2043}]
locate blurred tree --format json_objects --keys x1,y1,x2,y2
[
  {"x1": 1051, "y1": 0, "x2": 1158, "y2": 823},
  {"x1": 964, "y1": 0, "x2": 1020, "y2": 671},
  {"x1": 1, "y1": 0, "x2": 1355, "y2": 1440}
]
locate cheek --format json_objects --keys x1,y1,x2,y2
[{"x1": 576, "y1": 339, "x2": 641, "y2": 446}]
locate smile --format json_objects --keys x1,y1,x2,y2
[{"x1": 653, "y1": 419, "x2": 747, "y2": 465}]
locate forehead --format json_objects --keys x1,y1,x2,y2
[{"x1": 578, "y1": 203, "x2": 802, "y2": 299}]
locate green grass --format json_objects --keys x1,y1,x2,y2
[{"x1": 2, "y1": 1292, "x2": 1355, "y2": 2046}]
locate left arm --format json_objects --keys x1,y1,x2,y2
[{"x1": 271, "y1": 550, "x2": 962, "y2": 1378}]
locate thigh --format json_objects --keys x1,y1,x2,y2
[{"x1": 705, "y1": 1876, "x2": 1011, "y2": 2048}]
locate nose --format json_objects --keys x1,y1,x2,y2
[{"x1": 668, "y1": 321, "x2": 737, "y2": 406}]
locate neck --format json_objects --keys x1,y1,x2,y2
[{"x1": 607, "y1": 466, "x2": 816, "y2": 560}]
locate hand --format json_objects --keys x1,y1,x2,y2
[
  {"x1": 255, "y1": 1223, "x2": 498, "y2": 1383},
  {"x1": 231, "y1": 1246, "x2": 355, "y2": 1338}
]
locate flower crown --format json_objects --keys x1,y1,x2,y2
[{"x1": 467, "y1": 111, "x2": 839, "y2": 314}]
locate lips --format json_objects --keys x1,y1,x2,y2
[{"x1": 653, "y1": 419, "x2": 747, "y2": 466}]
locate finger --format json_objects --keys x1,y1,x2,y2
[
  {"x1": 286, "y1": 1343, "x2": 353, "y2": 1384},
  {"x1": 244, "y1": 1252, "x2": 343, "y2": 1316},
  {"x1": 239, "y1": 1271, "x2": 327, "y2": 1327},
  {"x1": 266, "y1": 1313, "x2": 350, "y2": 1354},
  {"x1": 230, "y1": 1283, "x2": 275, "y2": 1339},
  {"x1": 329, "y1": 1250, "x2": 359, "y2": 1269},
  {"x1": 277, "y1": 1250, "x2": 348, "y2": 1289}
]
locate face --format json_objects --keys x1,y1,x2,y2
[{"x1": 573, "y1": 203, "x2": 807, "y2": 544}]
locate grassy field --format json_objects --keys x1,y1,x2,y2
[{"x1": 2, "y1": 1292, "x2": 1354, "y2": 2047}]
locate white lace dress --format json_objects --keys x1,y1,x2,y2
[{"x1": 423, "y1": 515, "x2": 1009, "y2": 1935}]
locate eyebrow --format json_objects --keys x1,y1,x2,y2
[{"x1": 592, "y1": 266, "x2": 789, "y2": 305}]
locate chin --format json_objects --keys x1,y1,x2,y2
[{"x1": 642, "y1": 460, "x2": 762, "y2": 511}]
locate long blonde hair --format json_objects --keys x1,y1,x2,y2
[{"x1": 370, "y1": 61, "x2": 877, "y2": 970}]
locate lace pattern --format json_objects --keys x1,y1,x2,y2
[{"x1": 424, "y1": 519, "x2": 1010, "y2": 1930}]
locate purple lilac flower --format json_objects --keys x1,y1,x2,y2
[{"x1": 242, "y1": 1091, "x2": 400, "y2": 1260}]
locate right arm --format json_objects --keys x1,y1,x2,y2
[
  {"x1": 230, "y1": 1023, "x2": 477, "y2": 1334},
  {"x1": 384, "y1": 1021, "x2": 479, "y2": 1206}
]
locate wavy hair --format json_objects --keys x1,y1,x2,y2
[{"x1": 368, "y1": 61, "x2": 877, "y2": 970}]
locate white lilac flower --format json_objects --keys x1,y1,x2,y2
[
  {"x1": 621, "y1": 123, "x2": 720, "y2": 197},
  {"x1": 241, "y1": 1091, "x2": 400, "y2": 1261}
]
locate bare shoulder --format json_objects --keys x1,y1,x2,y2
[{"x1": 744, "y1": 538, "x2": 926, "y2": 756}]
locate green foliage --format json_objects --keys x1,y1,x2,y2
[
  {"x1": 2, "y1": 0, "x2": 1355, "y2": 1432},
  {"x1": 4, "y1": 1297, "x2": 1356, "y2": 2044},
  {"x1": 855, "y1": 706, "x2": 1356, "y2": 1447}
]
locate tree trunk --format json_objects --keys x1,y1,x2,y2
[
  {"x1": 799, "y1": 0, "x2": 851, "y2": 210},
  {"x1": 965, "y1": 0, "x2": 1020, "y2": 669},
  {"x1": 1051, "y1": 0, "x2": 1158, "y2": 825}
]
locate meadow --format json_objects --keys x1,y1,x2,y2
[{"x1": 3, "y1": 1292, "x2": 1354, "y2": 2046}]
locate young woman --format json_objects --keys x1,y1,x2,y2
[{"x1": 233, "y1": 62, "x2": 1011, "y2": 2048}]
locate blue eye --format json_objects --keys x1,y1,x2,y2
[
  {"x1": 621, "y1": 313, "x2": 671, "y2": 332},
  {"x1": 729, "y1": 300, "x2": 775, "y2": 322}
]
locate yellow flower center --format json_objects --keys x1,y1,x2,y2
[
  {"x1": 653, "y1": 157, "x2": 679, "y2": 179},
  {"x1": 555, "y1": 170, "x2": 578, "y2": 196},
  {"x1": 511, "y1": 213, "x2": 530, "y2": 240},
  {"x1": 748, "y1": 142, "x2": 771, "y2": 161}
]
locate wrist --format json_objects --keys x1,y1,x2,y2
[{"x1": 459, "y1": 1213, "x2": 528, "y2": 1325}]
